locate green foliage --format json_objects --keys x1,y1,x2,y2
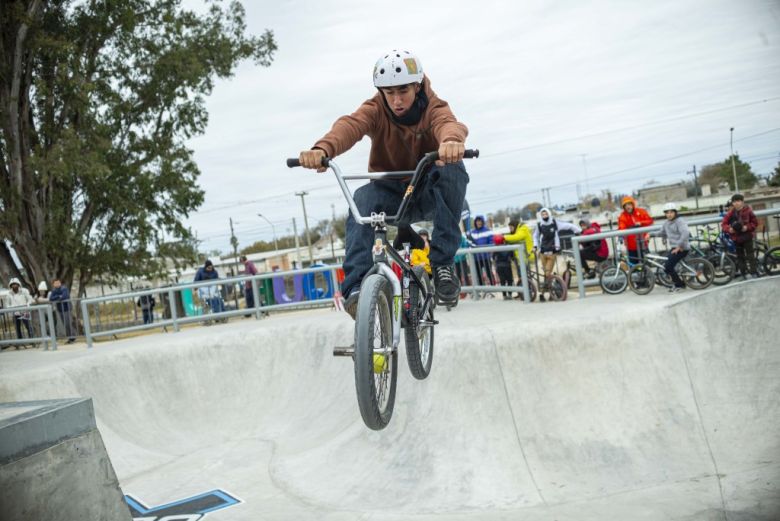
[
  {"x1": 769, "y1": 162, "x2": 780, "y2": 187},
  {"x1": 698, "y1": 155, "x2": 758, "y2": 193},
  {"x1": 0, "y1": 0, "x2": 276, "y2": 289}
]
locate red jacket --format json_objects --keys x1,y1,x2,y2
[
  {"x1": 721, "y1": 206, "x2": 757, "y2": 243},
  {"x1": 618, "y1": 200, "x2": 654, "y2": 251},
  {"x1": 582, "y1": 223, "x2": 609, "y2": 258}
]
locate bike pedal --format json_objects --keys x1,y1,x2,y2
[
  {"x1": 418, "y1": 320, "x2": 439, "y2": 326},
  {"x1": 333, "y1": 345, "x2": 355, "y2": 357}
]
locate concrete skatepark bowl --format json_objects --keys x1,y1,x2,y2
[{"x1": 0, "y1": 278, "x2": 777, "y2": 520}]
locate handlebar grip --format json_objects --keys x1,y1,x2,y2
[
  {"x1": 286, "y1": 157, "x2": 331, "y2": 168},
  {"x1": 464, "y1": 149, "x2": 479, "y2": 159}
]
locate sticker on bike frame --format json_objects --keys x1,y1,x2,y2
[
  {"x1": 404, "y1": 185, "x2": 414, "y2": 198},
  {"x1": 394, "y1": 296, "x2": 401, "y2": 318}
]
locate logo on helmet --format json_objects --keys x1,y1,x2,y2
[{"x1": 403, "y1": 58, "x2": 418, "y2": 75}]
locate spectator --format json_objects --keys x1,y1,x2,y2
[
  {"x1": 468, "y1": 215, "x2": 495, "y2": 285},
  {"x1": 578, "y1": 218, "x2": 609, "y2": 279},
  {"x1": 136, "y1": 289, "x2": 156, "y2": 324},
  {"x1": 721, "y1": 193, "x2": 759, "y2": 278},
  {"x1": 656, "y1": 203, "x2": 690, "y2": 292},
  {"x1": 618, "y1": 196, "x2": 653, "y2": 264},
  {"x1": 411, "y1": 229, "x2": 432, "y2": 275},
  {"x1": 34, "y1": 281, "x2": 49, "y2": 304},
  {"x1": 504, "y1": 219, "x2": 535, "y2": 265},
  {"x1": 4, "y1": 278, "x2": 34, "y2": 341},
  {"x1": 532, "y1": 208, "x2": 581, "y2": 282},
  {"x1": 194, "y1": 260, "x2": 224, "y2": 318},
  {"x1": 492, "y1": 235, "x2": 514, "y2": 300},
  {"x1": 453, "y1": 233, "x2": 472, "y2": 286},
  {"x1": 240, "y1": 255, "x2": 259, "y2": 316},
  {"x1": 48, "y1": 279, "x2": 76, "y2": 344}
]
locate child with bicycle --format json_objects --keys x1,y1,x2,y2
[
  {"x1": 532, "y1": 208, "x2": 580, "y2": 283},
  {"x1": 618, "y1": 196, "x2": 654, "y2": 264},
  {"x1": 721, "y1": 193, "x2": 759, "y2": 279},
  {"x1": 296, "y1": 50, "x2": 469, "y2": 318},
  {"x1": 655, "y1": 202, "x2": 690, "y2": 292}
]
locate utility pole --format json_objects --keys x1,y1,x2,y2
[
  {"x1": 687, "y1": 165, "x2": 699, "y2": 210},
  {"x1": 330, "y1": 203, "x2": 336, "y2": 262},
  {"x1": 730, "y1": 127, "x2": 739, "y2": 193},
  {"x1": 292, "y1": 218, "x2": 301, "y2": 269},
  {"x1": 229, "y1": 217, "x2": 239, "y2": 277},
  {"x1": 295, "y1": 191, "x2": 313, "y2": 265}
]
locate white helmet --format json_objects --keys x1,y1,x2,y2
[
  {"x1": 663, "y1": 202, "x2": 679, "y2": 213},
  {"x1": 373, "y1": 50, "x2": 423, "y2": 88}
]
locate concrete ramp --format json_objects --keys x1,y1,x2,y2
[{"x1": 0, "y1": 278, "x2": 777, "y2": 520}]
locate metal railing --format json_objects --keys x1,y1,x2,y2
[
  {"x1": 458, "y1": 243, "x2": 532, "y2": 302},
  {"x1": 571, "y1": 207, "x2": 780, "y2": 299},
  {"x1": 80, "y1": 265, "x2": 342, "y2": 347},
  {"x1": 0, "y1": 304, "x2": 57, "y2": 351}
]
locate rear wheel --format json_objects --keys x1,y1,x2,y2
[
  {"x1": 354, "y1": 275, "x2": 397, "y2": 431},
  {"x1": 628, "y1": 263, "x2": 655, "y2": 295},
  {"x1": 600, "y1": 266, "x2": 628, "y2": 295},
  {"x1": 404, "y1": 266, "x2": 434, "y2": 380},
  {"x1": 680, "y1": 257, "x2": 714, "y2": 290},
  {"x1": 708, "y1": 253, "x2": 735, "y2": 285},
  {"x1": 546, "y1": 275, "x2": 568, "y2": 301}
]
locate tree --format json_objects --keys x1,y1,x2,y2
[
  {"x1": 698, "y1": 155, "x2": 758, "y2": 193},
  {"x1": 519, "y1": 202, "x2": 543, "y2": 220},
  {"x1": 0, "y1": 0, "x2": 276, "y2": 291},
  {"x1": 769, "y1": 162, "x2": 780, "y2": 187}
]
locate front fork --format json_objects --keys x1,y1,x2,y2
[{"x1": 371, "y1": 227, "x2": 402, "y2": 351}]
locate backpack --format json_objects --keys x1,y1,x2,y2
[{"x1": 537, "y1": 219, "x2": 558, "y2": 251}]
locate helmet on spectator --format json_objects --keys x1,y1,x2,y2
[
  {"x1": 494, "y1": 234, "x2": 505, "y2": 245},
  {"x1": 373, "y1": 50, "x2": 424, "y2": 88},
  {"x1": 663, "y1": 202, "x2": 679, "y2": 213}
]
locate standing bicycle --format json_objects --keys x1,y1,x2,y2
[
  {"x1": 292, "y1": 49, "x2": 475, "y2": 430},
  {"x1": 652, "y1": 202, "x2": 691, "y2": 293}
]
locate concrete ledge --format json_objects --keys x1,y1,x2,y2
[{"x1": 0, "y1": 398, "x2": 96, "y2": 466}]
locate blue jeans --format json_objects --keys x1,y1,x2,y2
[
  {"x1": 341, "y1": 161, "x2": 469, "y2": 296},
  {"x1": 665, "y1": 250, "x2": 688, "y2": 287},
  {"x1": 208, "y1": 297, "x2": 224, "y2": 314}
]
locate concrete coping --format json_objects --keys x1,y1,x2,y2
[{"x1": 0, "y1": 398, "x2": 96, "y2": 466}]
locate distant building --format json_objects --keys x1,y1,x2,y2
[{"x1": 637, "y1": 182, "x2": 687, "y2": 206}]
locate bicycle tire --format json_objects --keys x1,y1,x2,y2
[
  {"x1": 655, "y1": 267, "x2": 673, "y2": 288},
  {"x1": 354, "y1": 274, "x2": 398, "y2": 430},
  {"x1": 404, "y1": 266, "x2": 434, "y2": 380},
  {"x1": 764, "y1": 246, "x2": 780, "y2": 276},
  {"x1": 708, "y1": 253, "x2": 735, "y2": 285},
  {"x1": 562, "y1": 269, "x2": 572, "y2": 289},
  {"x1": 600, "y1": 266, "x2": 628, "y2": 295},
  {"x1": 628, "y1": 263, "x2": 655, "y2": 295},
  {"x1": 547, "y1": 275, "x2": 568, "y2": 301},
  {"x1": 681, "y1": 257, "x2": 714, "y2": 290}
]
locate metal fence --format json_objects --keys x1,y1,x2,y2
[
  {"x1": 0, "y1": 304, "x2": 57, "y2": 351},
  {"x1": 571, "y1": 207, "x2": 780, "y2": 299}
]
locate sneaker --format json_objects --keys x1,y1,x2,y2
[
  {"x1": 671, "y1": 286, "x2": 685, "y2": 293},
  {"x1": 345, "y1": 288, "x2": 360, "y2": 320},
  {"x1": 433, "y1": 264, "x2": 460, "y2": 307}
]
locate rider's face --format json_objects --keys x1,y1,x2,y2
[
  {"x1": 380, "y1": 83, "x2": 420, "y2": 117},
  {"x1": 732, "y1": 199, "x2": 744, "y2": 210},
  {"x1": 624, "y1": 203, "x2": 634, "y2": 213}
]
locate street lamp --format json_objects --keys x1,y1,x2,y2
[
  {"x1": 257, "y1": 213, "x2": 279, "y2": 251},
  {"x1": 730, "y1": 127, "x2": 739, "y2": 193}
]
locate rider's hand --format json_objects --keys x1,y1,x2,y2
[
  {"x1": 299, "y1": 148, "x2": 327, "y2": 172},
  {"x1": 435, "y1": 141, "x2": 465, "y2": 166}
]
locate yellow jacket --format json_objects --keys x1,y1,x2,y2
[
  {"x1": 503, "y1": 224, "x2": 535, "y2": 262},
  {"x1": 411, "y1": 246, "x2": 432, "y2": 274}
]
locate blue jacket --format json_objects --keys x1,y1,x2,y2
[
  {"x1": 469, "y1": 215, "x2": 494, "y2": 260},
  {"x1": 194, "y1": 266, "x2": 219, "y2": 282},
  {"x1": 48, "y1": 286, "x2": 72, "y2": 312}
]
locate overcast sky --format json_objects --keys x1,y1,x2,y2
[{"x1": 184, "y1": 0, "x2": 780, "y2": 252}]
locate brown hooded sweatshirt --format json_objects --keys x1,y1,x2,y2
[{"x1": 313, "y1": 76, "x2": 468, "y2": 174}]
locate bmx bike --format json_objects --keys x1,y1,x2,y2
[{"x1": 287, "y1": 149, "x2": 479, "y2": 430}]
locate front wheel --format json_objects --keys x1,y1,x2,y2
[
  {"x1": 546, "y1": 275, "x2": 568, "y2": 301},
  {"x1": 680, "y1": 257, "x2": 714, "y2": 290},
  {"x1": 405, "y1": 266, "x2": 434, "y2": 380},
  {"x1": 708, "y1": 253, "x2": 735, "y2": 285},
  {"x1": 354, "y1": 274, "x2": 398, "y2": 430},
  {"x1": 600, "y1": 266, "x2": 628, "y2": 295},
  {"x1": 628, "y1": 263, "x2": 655, "y2": 295}
]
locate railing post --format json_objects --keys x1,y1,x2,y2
[
  {"x1": 168, "y1": 288, "x2": 179, "y2": 332},
  {"x1": 467, "y1": 251, "x2": 480, "y2": 300},
  {"x1": 518, "y1": 244, "x2": 530, "y2": 303},
  {"x1": 251, "y1": 276, "x2": 261, "y2": 320},
  {"x1": 81, "y1": 300, "x2": 93, "y2": 348},
  {"x1": 572, "y1": 236, "x2": 586, "y2": 299},
  {"x1": 46, "y1": 305, "x2": 57, "y2": 351},
  {"x1": 36, "y1": 307, "x2": 48, "y2": 350}
]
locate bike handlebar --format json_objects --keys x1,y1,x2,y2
[{"x1": 285, "y1": 149, "x2": 479, "y2": 169}]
